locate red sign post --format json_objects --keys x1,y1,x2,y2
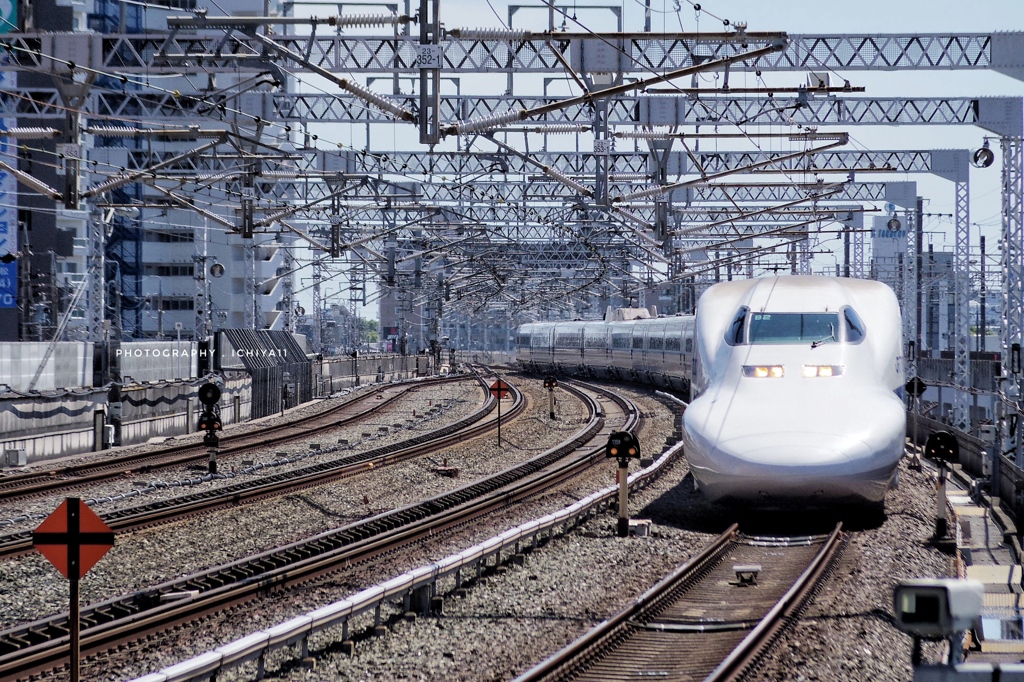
[
  {"x1": 490, "y1": 379, "x2": 511, "y2": 446},
  {"x1": 33, "y1": 498, "x2": 114, "y2": 682}
]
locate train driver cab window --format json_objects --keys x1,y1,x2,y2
[
  {"x1": 844, "y1": 307, "x2": 865, "y2": 343},
  {"x1": 748, "y1": 313, "x2": 840, "y2": 346},
  {"x1": 726, "y1": 307, "x2": 749, "y2": 346}
]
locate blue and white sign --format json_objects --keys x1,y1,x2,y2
[
  {"x1": 0, "y1": 261, "x2": 14, "y2": 308},
  {"x1": 0, "y1": 115, "x2": 16, "y2": 308},
  {"x1": 0, "y1": 0, "x2": 15, "y2": 34}
]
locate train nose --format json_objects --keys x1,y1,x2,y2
[{"x1": 714, "y1": 432, "x2": 872, "y2": 473}]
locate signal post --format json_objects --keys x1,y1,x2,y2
[
  {"x1": 606, "y1": 431, "x2": 640, "y2": 537},
  {"x1": 197, "y1": 382, "x2": 223, "y2": 473},
  {"x1": 490, "y1": 378, "x2": 511, "y2": 446},
  {"x1": 543, "y1": 376, "x2": 558, "y2": 419},
  {"x1": 925, "y1": 431, "x2": 959, "y2": 540}
]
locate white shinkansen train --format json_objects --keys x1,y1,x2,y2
[{"x1": 517, "y1": 275, "x2": 906, "y2": 508}]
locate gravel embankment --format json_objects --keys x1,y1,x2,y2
[
  {"x1": 221, "y1": 448, "x2": 947, "y2": 682},
  {"x1": 0, "y1": 380, "x2": 483, "y2": 535},
  {"x1": 26, "y1": 382, "x2": 672, "y2": 681},
  {"x1": 24, "y1": 380, "x2": 950, "y2": 682},
  {"x1": 0, "y1": 375, "x2": 602, "y2": 631}
]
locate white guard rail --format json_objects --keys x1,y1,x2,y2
[{"x1": 128, "y1": 439, "x2": 684, "y2": 682}]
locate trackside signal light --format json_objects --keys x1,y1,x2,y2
[
  {"x1": 606, "y1": 431, "x2": 640, "y2": 460},
  {"x1": 198, "y1": 410, "x2": 221, "y2": 432}
]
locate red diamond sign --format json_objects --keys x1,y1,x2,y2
[{"x1": 33, "y1": 498, "x2": 114, "y2": 580}]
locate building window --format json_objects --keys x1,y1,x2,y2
[
  {"x1": 159, "y1": 298, "x2": 195, "y2": 311},
  {"x1": 144, "y1": 264, "x2": 194, "y2": 277},
  {"x1": 145, "y1": 231, "x2": 194, "y2": 243}
]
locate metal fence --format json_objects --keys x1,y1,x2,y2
[{"x1": 911, "y1": 412, "x2": 1024, "y2": 528}]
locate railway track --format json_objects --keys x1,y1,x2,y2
[
  {"x1": 0, "y1": 376, "x2": 516, "y2": 559},
  {"x1": 0, "y1": 380, "x2": 640, "y2": 681},
  {"x1": 517, "y1": 522, "x2": 846, "y2": 682},
  {"x1": 0, "y1": 375, "x2": 470, "y2": 503}
]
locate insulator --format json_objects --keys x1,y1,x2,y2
[
  {"x1": 543, "y1": 165, "x2": 592, "y2": 196},
  {"x1": 609, "y1": 173, "x2": 650, "y2": 182},
  {"x1": 339, "y1": 79, "x2": 414, "y2": 121},
  {"x1": 0, "y1": 127, "x2": 60, "y2": 139},
  {"x1": 451, "y1": 110, "x2": 524, "y2": 135},
  {"x1": 86, "y1": 125, "x2": 204, "y2": 139},
  {"x1": 614, "y1": 185, "x2": 668, "y2": 202},
  {"x1": 87, "y1": 126, "x2": 140, "y2": 136},
  {"x1": 448, "y1": 27, "x2": 531, "y2": 41},
  {"x1": 614, "y1": 130, "x2": 674, "y2": 140},
  {"x1": 525, "y1": 124, "x2": 588, "y2": 134},
  {"x1": 612, "y1": 207, "x2": 655, "y2": 231},
  {"x1": 328, "y1": 13, "x2": 410, "y2": 28}
]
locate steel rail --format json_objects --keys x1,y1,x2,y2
[
  {"x1": 0, "y1": 376, "x2": 463, "y2": 500},
  {"x1": 513, "y1": 525, "x2": 739, "y2": 682},
  {"x1": 706, "y1": 524, "x2": 847, "y2": 682},
  {"x1": 0, "y1": 380, "x2": 634, "y2": 681},
  {"x1": 515, "y1": 523, "x2": 845, "y2": 682},
  {"x1": 0, "y1": 377, "x2": 503, "y2": 558}
]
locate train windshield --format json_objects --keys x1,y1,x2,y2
[{"x1": 747, "y1": 313, "x2": 840, "y2": 345}]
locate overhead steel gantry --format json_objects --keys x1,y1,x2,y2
[
  {"x1": 0, "y1": 13, "x2": 1021, "y2": 439},
  {"x1": 1, "y1": 29, "x2": 1019, "y2": 77}
]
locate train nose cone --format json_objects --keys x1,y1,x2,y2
[{"x1": 714, "y1": 432, "x2": 872, "y2": 473}]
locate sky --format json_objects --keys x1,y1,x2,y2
[{"x1": 288, "y1": 0, "x2": 1024, "y2": 316}]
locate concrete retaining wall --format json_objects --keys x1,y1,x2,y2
[
  {"x1": 319, "y1": 354, "x2": 426, "y2": 393},
  {"x1": 0, "y1": 342, "x2": 93, "y2": 391},
  {"x1": 0, "y1": 376, "x2": 251, "y2": 465},
  {"x1": 117, "y1": 341, "x2": 200, "y2": 382}
]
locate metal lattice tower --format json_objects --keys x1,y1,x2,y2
[
  {"x1": 954, "y1": 178, "x2": 972, "y2": 432},
  {"x1": 311, "y1": 260, "x2": 323, "y2": 354},
  {"x1": 87, "y1": 210, "x2": 105, "y2": 343},
  {"x1": 1000, "y1": 136, "x2": 1024, "y2": 464},
  {"x1": 282, "y1": 237, "x2": 295, "y2": 333},
  {"x1": 193, "y1": 219, "x2": 211, "y2": 345},
  {"x1": 903, "y1": 206, "x2": 918, "y2": 381},
  {"x1": 243, "y1": 238, "x2": 257, "y2": 331}
]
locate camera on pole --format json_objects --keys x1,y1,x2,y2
[
  {"x1": 606, "y1": 431, "x2": 640, "y2": 537},
  {"x1": 197, "y1": 382, "x2": 222, "y2": 471}
]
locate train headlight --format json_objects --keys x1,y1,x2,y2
[
  {"x1": 802, "y1": 365, "x2": 844, "y2": 378},
  {"x1": 742, "y1": 365, "x2": 784, "y2": 378}
]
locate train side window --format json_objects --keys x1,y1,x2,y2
[
  {"x1": 632, "y1": 335, "x2": 644, "y2": 349},
  {"x1": 844, "y1": 308, "x2": 865, "y2": 343},
  {"x1": 665, "y1": 336, "x2": 680, "y2": 351},
  {"x1": 685, "y1": 337, "x2": 693, "y2": 353},
  {"x1": 555, "y1": 333, "x2": 580, "y2": 348},
  {"x1": 726, "y1": 307, "x2": 749, "y2": 345},
  {"x1": 649, "y1": 336, "x2": 664, "y2": 350}
]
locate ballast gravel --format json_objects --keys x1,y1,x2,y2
[
  {"x1": 14, "y1": 379, "x2": 952, "y2": 682},
  {"x1": 0, "y1": 379, "x2": 483, "y2": 535}
]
